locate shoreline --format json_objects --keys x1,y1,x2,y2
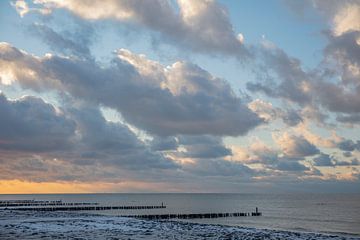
[
  {"x1": 1, "y1": 211, "x2": 359, "y2": 240},
  {"x1": 174, "y1": 218, "x2": 360, "y2": 238}
]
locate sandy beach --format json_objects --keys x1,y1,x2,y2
[{"x1": 1, "y1": 210, "x2": 359, "y2": 240}]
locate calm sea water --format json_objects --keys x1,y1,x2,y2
[{"x1": 0, "y1": 193, "x2": 359, "y2": 236}]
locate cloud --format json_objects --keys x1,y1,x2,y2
[
  {"x1": 248, "y1": 99, "x2": 303, "y2": 126},
  {"x1": 336, "y1": 158, "x2": 360, "y2": 166},
  {"x1": 69, "y1": 104, "x2": 141, "y2": 152},
  {"x1": 177, "y1": 135, "x2": 231, "y2": 159},
  {"x1": 21, "y1": 0, "x2": 248, "y2": 58},
  {"x1": 280, "y1": 109, "x2": 303, "y2": 126},
  {"x1": 313, "y1": 153, "x2": 334, "y2": 166},
  {"x1": 0, "y1": 93, "x2": 184, "y2": 186},
  {"x1": 0, "y1": 42, "x2": 263, "y2": 136},
  {"x1": 0, "y1": 93, "x2": 76, "y2": 151},
  {"x1": 247, "y1": 99, "x2": 277, "y2": 122},
  {"x1": 248, "y1": 141, "x2": 279, "y2": 164},
  {"x1": 275, "y1": 161, "x2": 310, "y2": 172},
  {"x1": 183, "y1": 158, "x2": 254, "y2": 177},
  {"x1": 313, "y1": 153, "x2": 360, "y2": 167},
  {"x1": 17, "y1": 0, "x2": 359, "y2": 121},
  {"x1": 316, "y1": 30, "x2": 360, "y2": 113},
  {"x1": 11, "y1": 0, "x2": 29, "y2": 17},
  {"x1": 274, "y1": 132, "x2": 320, "y2": 158},
  {"x1": 0, "y1": 42, "x2": 60, "y2": 89},
  {"x1": 343, "y1": 151, "x2": 352, "y2": 157},
  {"x1": 286, "y1": 0, "x2": 360, "y2": 36},
  {"x1": 247, "y1": 46, "x2": 313, "y2": 106},
  {"x1": 3, "y1": 0, "x2": 359, "y2": 191},
  {"x1": 337, "y1": 139, "x2": 360, "y2": 152},
  {"x1": 247, "y1": 32, "x2": 360, "y2": 118},
  {"x1": 337, "y1": 113, "x2": 360, "y2": 124},
  {"x1": 27, "y1": 22, "x2": 94, "y2": 58},
  {"x1": 11, "y1": 0, "x2": 51, "y2": 17},
  {"x1": 254, "y1": 1, "x2": 360, "y2": 118},
  {"x1": 333, "y1": 2, "x2": 360, "y2": 36},
  {"x1": 64, "y1": 102, "x2": 180, "y2": 170},
  {"x1": 231, "y1": 140, "x2": 310, "y2": 173},
  {"x1": 150, "y1": 136, "x2": 178, "y2": 151},
  {"x1": 308, "y1": 0, "x2": 360, "y2": 36},
  {"x1": 294, "y1": 123, "x2": 339, "y2": 148}
]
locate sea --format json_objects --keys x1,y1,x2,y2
[{"x1": 0, "y1": 193, "x2": 359, "y2": 236}]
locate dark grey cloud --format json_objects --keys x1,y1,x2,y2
[
  {"x1": 280, "y1": 109, "x2": 303, "y2": 126},
  {"x1": 313, "y1": 153, "x2": 334, "y2": 166},
  {"x1": 177, "y1": 135, "x2": 231, "y2": 159},
  {"x1": 343, "y1": 151, "x2": 352, "y2": 157},
  {"x1": 337, "y1": 139, "x2": 360, "y2": 152},
  {"x1": 313, "y1": 153, "x2": 360, "y2": 167},
  {"x1": 337, "y1": 114, "x2": 360, "y2": 124},
  {"x1": 0, "y1": 93, "x2": 76, "y2": 152},
  {"x1": 150, "y1": 136, "x2": 178, "y2": 151},
  {"x1": 289, "y1": 139, "x2": 320, "y2": 157},
  {"x1": 65, "y1": 103, "x2": 179, "y2": 170},
  {"x1": 69, "y1": 105, "x2": 141, "y2": 152},
  {"x1": 0, "y1": 42, "x2": 263, "y2": 136},
  {"x1": 336, "y1": 158, "x2": 360, "y2": 166},
  {"x1": 275, "y1": 161, "x2": 310, "y2": 172},
  {"x1": 0, "y1": 92, "x2": 178, "y2": 176}
]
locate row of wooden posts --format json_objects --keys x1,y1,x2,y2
[
  {"x1": 0, "y1": 202, "x2": 99, "y2": 207},
  {"x1": 0, "y1": 205, "x2": 166, "y2": 211},
  {"x1": 123, "y1": 211, "x2": 262, "y2": 220},
  {"x1": 0, "y1": 200, "x2": 262, "y2": 219}
]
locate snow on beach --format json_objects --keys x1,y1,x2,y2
[{"x1": 1, "y1": 210, "x2": 359, "y2": 240}]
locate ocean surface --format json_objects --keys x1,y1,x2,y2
[{"x1": 1, "y1": 193, "x2": 359, "y2": 236}]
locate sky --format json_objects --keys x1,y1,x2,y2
[{"x1": 0, "y1": 0, "x2": 360, "y2": 193}]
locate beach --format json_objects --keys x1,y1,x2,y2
[
  {"x1": 1, "y1": 1, "x2": 360, "y2": 239},
  {"x1": 1, "y1": 210, "x2": 359, "y2": 240}
]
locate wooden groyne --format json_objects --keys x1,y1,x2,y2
[
  {"x1": 0, "y1": 199, "x2": 167, "y2": 211},
  {"x1": 123, "y1": 210, "x2": 262, "y2": 220},
  {"x1": 0, "y1": 200, "x2": 98, "y2": 207},
  {"x1": 1, "y1": 205, "x2": 167, "y2": 211},
  {"x1": 0, "y1": 200, "x2": 262, "y2": 220}
]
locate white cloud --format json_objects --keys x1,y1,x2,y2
[
  {"x1": 11, "y1": 0, "x2": 29, "y2": 17},
  {"x1": 11, "y1": 0, "x2": 51, "y2": 17},
  {"x1": 332, "y1": 2, "x2": 360, "y2": 36}
]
